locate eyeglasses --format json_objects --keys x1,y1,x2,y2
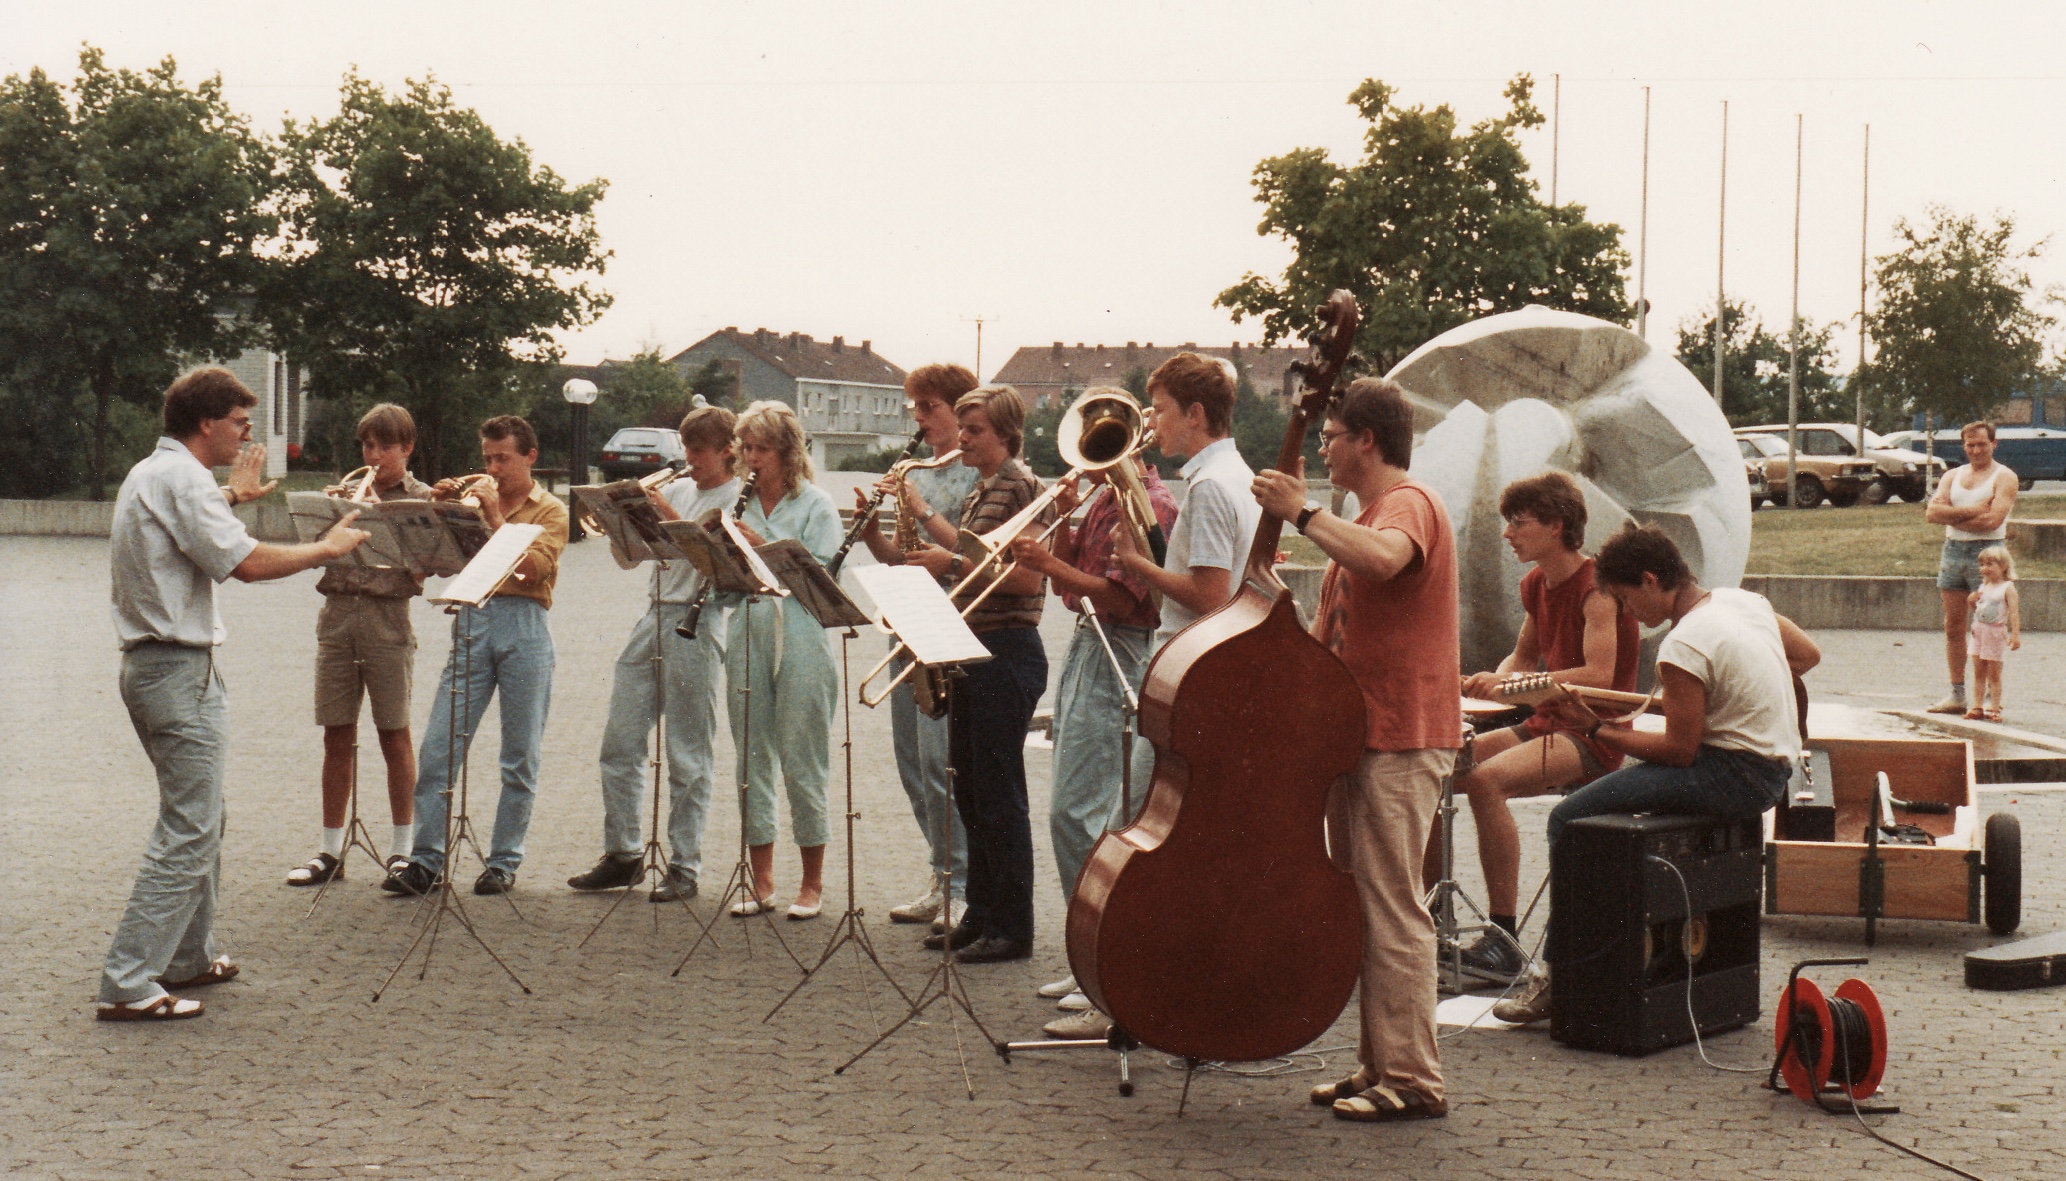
[{"x1": 1319, "y1": 428, "x2": 1351, "y2": 446}]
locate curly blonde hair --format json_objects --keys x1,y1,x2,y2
[{"x1": 735, "y1": 400, "x2": 813, "y2": 493}]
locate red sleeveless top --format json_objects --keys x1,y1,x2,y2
[{"x1": 1519, "y1": 557, "x2": 1641, "y2": 772}]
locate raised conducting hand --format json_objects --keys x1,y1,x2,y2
[
  {"x1": 227, "y1": 444, "x2": 278, "y2": 504},
  {"x1": 323, "y1": 509, "x2": 371, "y2": 557}
]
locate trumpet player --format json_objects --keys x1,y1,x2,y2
[
  {"x1": 287, "y1": 404, "x2": 434, "y2": 888},
  {"x1": 1004, "y1": 412, "x2": 1178, "y2": 1032},
  {"x1": 852, "y1": 364, "x2": 978, "y2": 929},
  {"x1": 569, "y1": 407, "x2": 741, "y2": 902},
  {"x1": 386, "y1": 415, "x2": 569, "y2": 898}
]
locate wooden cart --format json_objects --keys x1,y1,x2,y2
[{"x1": 1765, "y1": 737, "x2": 2021, "y2": 943}]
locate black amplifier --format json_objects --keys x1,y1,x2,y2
[{"x1": 1550, "y1": 813, "x2": 1763, "y2": 1056}]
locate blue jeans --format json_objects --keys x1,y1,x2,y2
[
  {"x1": 412, "y1": 597, "x2": 555, "y2": 875},
  {"x1": 949, "y1": 626, "x2": 1047, "y2": 945},
  {"x1": 100, "y1": 644, "x2": 228, "y2": 1003},
  {"x1": 597, "y1": 602, "x2": 723, "y2": 878},
  {"x1": 1049, "y1": 617, "x2": 1150, "y2": 900},
  {"x1": 1938, "y1": 538, "x2": 1995, "y2": 592},
  {"x1": 890, "y1": 650, "x2": 966, "y2": 894}
]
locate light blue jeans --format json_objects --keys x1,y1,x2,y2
[
  {"x1": 411, "y1": 597, "x2": 555, "y2": 875},
  {"x1": 1049, "y1": 617, "x2": 1151, "y2": 899},
  {"x1": 724, "y1": 595, "x2": 833, "y2": 849},
  {"x1": 890, "y1": 650, "x2": 966, "y2": 893},
  {"x1": 597, "y1": 602, "x2": 724, "y2": 879},
  {"x1": 99, "y1": 644, "x2": 228, "y2": 1004}
]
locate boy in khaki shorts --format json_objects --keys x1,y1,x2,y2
[{"x1": 288, "y1": 404, "x2": 431, "y2": 886}]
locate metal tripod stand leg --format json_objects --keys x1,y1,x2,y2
[
  {"x1": 1426, "y1": 729, "x2": 1515, "y2": 995},
  {"x1": 307, "y1": 727, "x2": 393, "y2": 919}
]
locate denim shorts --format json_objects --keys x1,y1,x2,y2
[{"x1": 1938, "y1": 538, "x2": 1996, "y2": 592}]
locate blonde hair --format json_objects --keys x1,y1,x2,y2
[
  {"x1": 735, "y1": 400, "x2": 813, "y2": 492},
  {"x1": 1977, "y1": 544, "x2": 2015, "y2": 580},
  {"x1": 954, "y1": 385, "x2": 1026, "y2": 457}
]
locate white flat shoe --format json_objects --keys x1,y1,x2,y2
[
  {"x1": 730, "y1": 893, "x2": 779, "y2": 917},
  {"x1": 1036, "y1": 973, "x2": 1078, "y2": 999},
  {"x1": 1055, "y1": 990, "x2": 1093, "y2": 1012},
  {"x1": 786, "y1": 900, "x2": 822, "y2": 921}
]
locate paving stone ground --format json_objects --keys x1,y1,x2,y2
[{"x1": 2, "y1": 534, "x2": 2060, "y2": 1179}]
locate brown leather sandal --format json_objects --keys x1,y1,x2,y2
[
  {"x1": 95, "y1": 995, "x2": 204, "y2": 1022},
  {"x1": 158, "y1": 956, "x2": 239, "y2": 990},
  {"x1": 1333, "y1": 1084, "x2": 1447, "y2": 1122},
  {"x1": 1309, "y1": 1070, "x2": 1371, "y2": 1106}
]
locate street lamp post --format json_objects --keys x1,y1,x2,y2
[{"x1": 563, "y1": 377, "x2": 598, "y2": 541}]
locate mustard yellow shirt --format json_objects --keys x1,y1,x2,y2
[{"x1": 494, "y1": 482, "x2": 569, "y2": 609}]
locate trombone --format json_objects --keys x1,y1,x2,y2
[{"x1": 858, "y1": 387, "x2": 1149, "y2": 708}]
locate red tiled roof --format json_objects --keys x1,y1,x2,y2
[
  {"x1": 671, "y1": 328, "x2": 908, "y2": 386},
  {"x1": 990, "y1": 341, "x2": 1307, "y2": 400}
]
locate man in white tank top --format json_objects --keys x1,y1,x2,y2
[{"x1": 1925, "y1": 422, "x2": 2018, "y2": 713}]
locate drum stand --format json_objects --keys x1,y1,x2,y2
[
  {"x1": 579, "y1": 579, "x2": 721, "y2": 949},
  {"x1": 673, "y1": 593, "x2": 805, "y2": 975},
  {"x1": 837, "y1": 667, "x2": 1000, "y2": 1099},
  {"x1": 998, "y1": 602, "x2": 1143, "y2": 1094},
  {"x1": 375, "y1": 602, "x2": 531, "y2": 1000},
  {"x1": 1426, "y1": 727, "x2": 1522, "y2": 995},
  {"x1": 764, "y1": 630, "x2": 913, "y2": 1024}
]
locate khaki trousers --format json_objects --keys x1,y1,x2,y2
[{"x1": 1329, "y1": 747, "x2": 1454, "y2": 1104}]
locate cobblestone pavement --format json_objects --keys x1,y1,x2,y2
[{"x1": 2, "y1": 535, "x2": 2060, "y2": 1180}]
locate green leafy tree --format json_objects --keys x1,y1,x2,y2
[
  {"x1": 0, "y1": 48, "x2": 274, "y2": 498},
  {"x1": 1860, "y1": 205, "x2": 2055, "y2": 430},
  {"x1": 1216, "y1": 75, "x2": 1631, "y2": 374},
  {"x1": 684, "y1": 357, "x2": 740, "y2": 408},
  {"x1": 1674, "y1": 298, "x2": 1855, "y2": 428},
  {"x1": 263, "y1": 72, "x2": 611, "y2": 478}
]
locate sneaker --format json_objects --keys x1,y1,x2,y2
[
  {"x1": 1458, "y1": 932, "x2": 1527, "y2": 982},
  {"x1": 1036, "y1": 973, "x2": 1078, "y2": 999},
  {"x1": 473, "y1": 867, "x2": 516, "y2": 896},
  {"x1": 1926, "y1": 696, "x2": 1968, "y2": 715},
  {"x1": 1055, "y1": 991, "x2": 1093, "y2": 1012},
  {"x1": 929, "y1": 897, "x2": 969, "y2": 934},
  {"x1": 567, "y1": 852, "x2": 644, "y2": 892},
  {"x1": 650, "y1": 866, "x2": 697, "y2": 903},
  {"x1": 1491, "y1": 970, "x2": 1552, "y2": 1025},
  {"x1": 889, "y1": 880, "x2": 944, "y2": 924},
  {"x1": 380, "y1": 862, "x2": 439, "y2": 896},
  {"x1": 1041, "y1": 1007, "x2": 1112, "y2": 1040}
]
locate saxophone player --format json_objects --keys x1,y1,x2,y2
[
  {"x1": 852, "y1": 364, "x2": 979, "y2": 929},
  {"x1": 568, "y1": 407, "x2": 742, "y2": 901}
]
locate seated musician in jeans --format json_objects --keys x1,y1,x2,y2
[{"x1": 1494, "y1": 525, "x2": 1819, "y2": 1024}]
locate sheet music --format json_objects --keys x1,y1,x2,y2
[
  {"x1": 428, "y1": 523, "x2": 546, "y2": 607},
  {"x1": 757, "y1": 539, "x2": 871, "y2": 629},
  {"x1": 288, "y1": 492, "x2": 406, "y2": 569},
  {"x1": 719, "y1": 514, "x2": 786, "y2": 597},
  {"x1": 659, "y1": 520, "x2": 777, "y2": 594},
  {"x1": 287, "y1": 492, "x2": 488, "y2": 578},
  {"x1": 572, "y1": 481, "x2": 687, "y2": 566},
  {"x1": 852, "y1": 565, "x2": 991, "y2": 667}
]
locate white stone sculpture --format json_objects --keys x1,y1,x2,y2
[{"x1": 1386, "y1": 306, "x2": 1751, "y2": 674}]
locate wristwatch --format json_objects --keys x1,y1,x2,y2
[{"x1": 1294, "y1": 500, "x2": 1323, "y2": 534}]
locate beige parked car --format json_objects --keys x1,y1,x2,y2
[
  {"x1": 1736, "y1": 438, "x2": 1772, "y2": 510},
  {"x1": 1736, "y1": 432, "x2": 1876, "y2": 508},
  {"x1": 1735, "y1": 423, "x2": 1946, "y2": 503}
]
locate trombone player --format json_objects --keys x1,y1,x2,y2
[{"x1": 1004, "y1": 387, "x2": 1178, "y2": 1032}]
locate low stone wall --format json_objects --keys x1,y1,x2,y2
[
  {"x1": 0, "y1": 497, "x2": 296, "y2": 541},
  {"x1": 2008, "y1": 518, "x2": 2066, "y2": 562},
  {"x1": 1741, "y1": 574, "x2": 2066, "y2": 631}
]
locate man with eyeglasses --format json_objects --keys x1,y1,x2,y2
[{"x1": 97, "y1": 367, "x2": 370, "y2": 1022}]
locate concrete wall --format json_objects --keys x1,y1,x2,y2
[
  {"x1": 1741, "y1": 574, "x2": 2066, "y2": 631},
  {"x1": 0, "y1": 498, "x2": 296, "y2": 542}
]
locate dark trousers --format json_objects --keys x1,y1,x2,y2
[{"x1": 947, "y1": 626, "x2": 1046, "y2": 944}]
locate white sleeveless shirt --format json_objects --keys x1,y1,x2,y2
[{"x1": 1945, "y1": 465, "x2": 2006, "y2": 541}]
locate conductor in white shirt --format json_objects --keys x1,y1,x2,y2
[{"x1": 97, "y1": 368, "x2": 368, "y2": 1022}]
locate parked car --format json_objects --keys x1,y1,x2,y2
[
  {"x1": 1892, "y1": 426, "x2": 2066, "y2": 491},
  {"x1": 1733, "y1": 423, "x2": 1945, "y2": 503},
  {"x1": 1735, "y1": 432, "x2": 1877, "y2": 508},
  {"x1": 1736, "y1": 437, "x2": 1772, "y2": 510},
  {"x1": 597, "y1": 426, "x2": 686, "y2": 482}
]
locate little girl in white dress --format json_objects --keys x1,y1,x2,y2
[{"x1": 1966, "y1": 546, "x2": 2021, "y2": 722}]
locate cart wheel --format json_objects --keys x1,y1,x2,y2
[
  {"x1": 1984, "y1": 812, "x2": 2022, "y2": 935},
  {"x1": 1119, "y1": 1081, "x2": 1134, "y2": 1097}
]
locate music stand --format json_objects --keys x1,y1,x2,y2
[
  {"x1": 568, "y1": 488, "x2": 728, "y2": 950},
  {"x1": 374, "y1": 522, "x2": 544, "y2": 1001},
  {"x1": 760, "y1": 551, "x2": 911, "y2": 1024},
  {"x1": 305, "y1": 671, "x2": 391, "y2": 919},
  {"x1": 834, "y1": 566, "x2": 999, "y2": 1098},
  {"x1": 669, "y1": 520, "x2": 809, "y2": 976}
]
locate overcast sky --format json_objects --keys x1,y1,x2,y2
[{"x1": 8, "y1": 1, "x2": 2065, "y2": 381}]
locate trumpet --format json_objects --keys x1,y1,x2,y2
[
  {"x1": 325, "y1": 465, "x2": 380, "y2": 503},
  {"x1": 439, "y1": 472, "x2": 500, "y2": 510},
  {"x1": 859, "y1": 387, "x2": 1149, "y2": 708}
]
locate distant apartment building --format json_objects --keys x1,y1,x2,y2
[
  {"x1": 668, "y1": 328, "x2": 909, "y2": 469},
  {"x1": 989, "y1": 341, "x2": 1307, "y2": 408}
]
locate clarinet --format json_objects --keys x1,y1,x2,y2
[
  {"x1": 826, "y1": 423, "x2": 927, "y2": 579},
  {"x1": 675, "y1": 469, "x2": 758, "y2": 640}
]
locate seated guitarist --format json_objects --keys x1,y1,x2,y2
[{"x1": 1429, "y1": 472, "x2": 1637, "y2": 982}]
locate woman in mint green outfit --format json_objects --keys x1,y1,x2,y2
[{"x1": 726, "y1": 401, "x2": 840, "y2": 919}]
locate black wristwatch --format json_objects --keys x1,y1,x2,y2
[{"x1": 1294, "y1": 501, "x2": 1322, "y2": 534}]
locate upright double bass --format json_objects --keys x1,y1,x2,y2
[{"x1": 1066, "y1": 291, "x2": 1368, "y2": 1063}]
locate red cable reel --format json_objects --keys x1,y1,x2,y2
[{"x1": 1774, "y1": 971, "x2": 1889, "y2": 1106}]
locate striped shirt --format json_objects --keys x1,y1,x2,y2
[{"x1": 954, "y1": 458, "x2": 1048, "y2": 632}]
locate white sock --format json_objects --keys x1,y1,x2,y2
[
  {"x1": 390, "y1": 823, "x2": 415, "y2": 861},
  {"x1": 320, "y1": 827, "x2": 345, "y2": 858}
]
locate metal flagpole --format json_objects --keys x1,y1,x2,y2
[
  {"x1": 1550, "y1": 73, "x2": 1560, "y2": 209},
  {"x1": 1638, "y1": 86, "x2": 1651, "y2": 338},
  {"x1": 1858, "y1": 124, "x2": 1872, "y2": 485},
  {"x1": 1788, "y1": 113, "x2": 1803, "y2": 510},
  {"x1": 1714, "y1": 100, "x2": 1728, "y2": 409}
]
